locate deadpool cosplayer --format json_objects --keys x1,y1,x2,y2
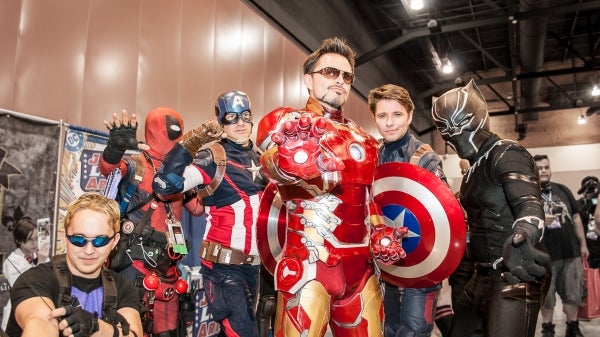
[
  {"x1": 255, "y1": 37, "x2": 406, "y2": 337},
  {"x1": 100, "y1": 108, "x2": 195, "y2": 337},
  {"x1": 431, "y1": 80, "x2": 550, "y2": 337},
  {"x1": 152, "y1": 91, "x2": 267, "y2": 337}
]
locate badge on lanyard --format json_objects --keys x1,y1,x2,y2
[{"x1": 166, "y1": 217, "x2": 188, "y2": 255}]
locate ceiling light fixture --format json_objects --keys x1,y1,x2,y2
[
  {"x1": 592, "y1": 84, "x2": 600, "y2": 96},
  {"x1": 441, "y1": 58, "x2": 454, "y2": 74},
  {"x1": 410, "y1": 0, "x2": 424, "y2": 10},
  {"x1": 577, "y1": 114, "x2": 587, "y2": 125}
]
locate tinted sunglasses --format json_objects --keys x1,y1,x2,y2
[
  {"x1": 66, "y1": 234, "x2": 115, "y2": 248},
  {"x1": 310, "y1": 67, "x2": 355, "y2": 85}
]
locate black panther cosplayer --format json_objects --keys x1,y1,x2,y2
[{"x1": 431, "y1": 80, "x2": 550, "y2": 337}]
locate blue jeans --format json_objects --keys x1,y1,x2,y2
[
  {"x1": 201, "y1": 263, "x2": 260, "y2": 337},
  {"x1": 383, "y1": 282, "x2": 441, "y2": 337}
]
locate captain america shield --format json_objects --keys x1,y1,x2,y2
[
  {"x1": 373, "y1": 162, "x2": 466, "y2": 288},
  {"x1": 257, "y1": 182, "x2": 287, "y2": 275}
]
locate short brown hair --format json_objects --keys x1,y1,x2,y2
[
  {"x1": 303, "y1": 37, "x2": 356, "y2": 74},
  {"x1": 64, "y1": 193, "x2": 120, "y2": 234},
  {"x1": 368, "y1": 84, "x2": 414, "y2": 115}
]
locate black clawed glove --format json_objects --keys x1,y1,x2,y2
[
  {"x1": 152, "y1": 143, "x2": 193, "y2": 195},
  {"x1": 61, "y1": 306, "x2": 99, "y2": 337},
  {"x1": 103, "y1": 122, "x2": 139, "y2": 164},
  {"x1": 501, "y1": 233, "x2": 550, "y2": 285}
]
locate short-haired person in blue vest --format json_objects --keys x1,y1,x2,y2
[
  {"x1": 5, "y1": 193, "x2": 143, "y2": 337},
  {"x1": 368, "y1": 84, "x2": 451, "y2": 337}
]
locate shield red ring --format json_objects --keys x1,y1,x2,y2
[
  {"x1": 257, "y1": 183, "x2": 287, "y2": 275},
  {"x1": 373, "y1": 162, "x2": 466, "y2": 288}
]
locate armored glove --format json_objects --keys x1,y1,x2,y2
[
  {"x1": 103, "y1": 120, "x2": 139, "y2": 164},
  {"x1": 271, "y1": 114, "x2": 344, "y2": 180},
  {"x1": 370, "y1": 225, "x2": 409, "y2": 265},
  {"x1": 152, "y1": 143, "x2": 193, "y2": 195},
  {"x1": 501, "y1": 233, "x2": 550, "y2": 285},
  {"x1": 180, "y1": 119, "x2": 223, "y2": 154},
  {"x1": 60, "y1": 305, "x2": 99, "y2": 337}
]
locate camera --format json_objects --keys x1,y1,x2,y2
[{"x1": 578, "y1": 177, "x2": 599, "y2": 199}]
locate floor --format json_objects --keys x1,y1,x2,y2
[
  {"x1": 532, "y1": 302, "x2": 600, "y2": 337},
  {"x1": 322, "y1": 295, "x2": 600, "y2": 337}
]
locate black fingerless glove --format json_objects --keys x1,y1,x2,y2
[
  {"x1": 103, "y1": 122, "x2": 139, "y2": 164},
  {"x1": 501, "y1": 233, "x2": 550, "y2": 285},
  {"x1": 61, "y1": 305, "x2": 100, "y2": 337}
]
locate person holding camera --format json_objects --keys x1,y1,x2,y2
[
  {"x1": 534, "y1": 155, "x2": 589, "y2": 337},
  {"x1": 5, "y1": 193, "x2": 142, "y2": 337},
  {"x1": 577, "y1": 176, "x2": 600, "y2": 267}
]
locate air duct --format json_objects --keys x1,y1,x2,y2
[{"x1": 519, "y1": 0, "x2": 548, "y2": 121}]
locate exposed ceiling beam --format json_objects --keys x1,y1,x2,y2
[{"x1": 356, "y1": 1, "x2": 600, "y2": 66}]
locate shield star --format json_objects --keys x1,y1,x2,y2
[{"x1": 383, "y1": 209, "x2": 419, "y2": 238}]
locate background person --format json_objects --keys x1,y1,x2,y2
[
  {"x1": 576, "y1": 176, "x2": 600, "y2": 268},
  {"x1": 5, "y1": 193, "x2": 142, "y2": 337},
  {"x1": 1, "y1": 217, "x2": 49, "y2": 330},
  {"x1": 534, "y1": 154, "x2": 589, "y2": 337}
]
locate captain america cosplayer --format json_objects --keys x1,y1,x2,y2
[
  {"x1": 100, "y1": 107, "x2": 196, "y2": 337},
  {"x1": 431, "y1": 80, "x2": 550, "y2": 337},
  {"x1": 254, "y1": 37, "x2": 407, "y2": 337},
  {"x1": 152, "y1": 91, "x2": 267, "y2": 337}
]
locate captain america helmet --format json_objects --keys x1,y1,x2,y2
[{"x1": 215, "y1": 91, "x2": 252, "y2": 125}]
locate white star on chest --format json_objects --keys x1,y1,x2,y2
[{"x1": 246, "y1": 160, "x2": 261, "y2": 181}]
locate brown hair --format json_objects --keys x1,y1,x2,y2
[
  {"x1": 368, "y1": 84, "x2": 414, "y2": 115},
  {"x1": 13, "y1": 217, "x2": 36, "y2": 246},
  {"x1": 64, "y1": 193, "x2": 120, "y2": 234},
  {"x1": 303, "y1": 37, "x2": 356, "y2": 74}
]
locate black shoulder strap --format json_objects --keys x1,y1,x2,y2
[
  {"x1": 101, "y1": 268, "x2": 118, "y2": 312},
  {"x1": 197, "y1": 143, "x2": 227, "y2": 198},
  {"x1": 52, "y1": 254, "x2": 74, "y2": 307}
]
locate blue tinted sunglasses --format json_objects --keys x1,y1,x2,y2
[{"x1": 66, "y1": 234, "x2": 115, "y2": 248}]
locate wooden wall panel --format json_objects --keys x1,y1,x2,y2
[
  {"x1": 13, "y1": 0, "x2": 89, "y2": 122},
  {"x1": 0, "y1": 0, "x2": 368, "y2": 139},
  {"x1": 83, "y1": 0, "x2": 142, "y2": 132},
  {"x1": 136, "y1": 0, "x2": 183, "y2": 118},
  {"x1": 239, "y1": 4, "x2": 267, "y2": 115},
  {"x1": 0, "y1": 0, "x2": 21, "y2": 108},
  {"x1": 261, "y1": 29, "x2": 286, "y2": 110},
  {"x1": 179, "y1": 0, "x2": 216, "y2": 121}
]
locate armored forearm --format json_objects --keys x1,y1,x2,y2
[{"x1": 180, "y1": 119, "x2": 223, "y2": 154}]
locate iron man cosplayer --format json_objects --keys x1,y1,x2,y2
[{"x1": 256, "y1": 98, "x2": 407, "y2": 337}]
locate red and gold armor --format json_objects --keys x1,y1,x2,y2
[{"x1": 257, "y1": 97, "x2": 400, "y2": 337}]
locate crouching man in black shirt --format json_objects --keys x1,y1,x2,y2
[{"x1": 6, "y1": 193, "x2": 142, "y2": 337}]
